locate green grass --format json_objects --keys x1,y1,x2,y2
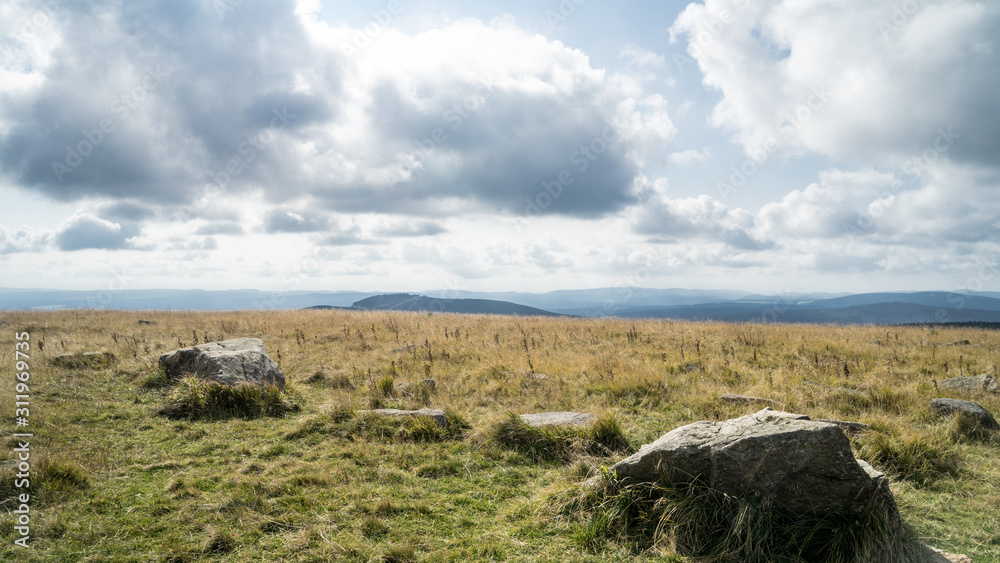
[
  {"x1": 0, "y1": 310, "x2": 997, "y2": 561},
  {"x1": 157, "y1": 376, "x2": 300, "y2": 420}
]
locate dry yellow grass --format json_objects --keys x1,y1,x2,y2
[{"x1": 0, "y1": 309, "x2": 998, "y2": 561}]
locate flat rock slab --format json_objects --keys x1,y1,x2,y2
[
  {"x1": 360, "y1": 408, "x2": 447, "y2": 427},
  {"x1": 930, "y1": 398, "x2": 999, "y2": 429},
  {"x1": 610, "y1": 408, "x2": 900, "y2": 524},
  {"x1": 159, "y1": 338, "x2": 285, "y2": 389},
  {"x1": 928, "y1": 546, "x2": 973, "y2": 563},
  {"x1": 519, "y1": 412, "x2": 596, "y2": 428},
  {"x1": 52, "y1": 351, "x2": 116, "y2": 369},
  {"x1": 937, "y1": 374, "x2": 999, "y2": 394},
  {"x1": 720, "y1": 393, "x2": 776, "y2": 406},
  {"x1": 816, "y1": 419, "x2": 870, "y2": 432}
]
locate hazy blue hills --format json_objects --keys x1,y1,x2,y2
[
  {"x1": 5, "y1": 287, "x2": 1000, "y2": 326},
  {"x1": 0, "y1": 289, "x2": 377, "y2": 311},
  {"x1": 615, "y1": 301, "x2": 1000, "y2": 324},
  {"x1": 342, "y1": 293, "x2": 566, "y2": 317}
]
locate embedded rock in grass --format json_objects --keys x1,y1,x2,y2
[
  {"x1": 719, "y1": 393, "x2": 776, "y2": 406},
  {"x1": 927, "y1": 546, "x2": 974, "y2": 562},
  {"x1": 610, "y1": 408, "x2": 901, "y2": 525},
  {"x1": 52, "y1": 351, "x2": 116, "y2": 369},
  {"x1": 937, "y1": 373, "x2": 999, "y2": 394},
  {"x1": 519, "y1": 412, "x2": 596, "y2": 428},
  {"x1": 816, "y1": 418, "x2": 870, "y2": 432},
  {"x1": 159, "y1": 338, "x2": 285, "y2": 389},
  {"x1": 930, "y1": 398, "x2": 999, "y2": 430},
  {"x1": 359, "y1": 408, "x2": 448, "y2": 427}
]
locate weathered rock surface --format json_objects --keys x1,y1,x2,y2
[
  {"x1": 519, "y1": 412, "x2": 595, "y2": 428},
  {"x1": 937, "y1": 374, "x2": 999, "y2": 394},
  {"x1": 610, "y1": 408, "x2": 900, "y2": 523},
  {"x1": 930, "y1": 398, "x2": 999, "y2": 429},
  {"x1": 52, "y1": 351, "x2": 116, "y2": 369},
  {"x1": 159, "y1": 338, "x2": 285, "y2": 389},
  {"x1": 816, "y1": 418, "x2": 870, "y2": 432},
  {"x1": 720, "y1": 393, "x2": 776, "y2": 406},
  {"x1": 927, "y1": 546, "x2": 974, "y2": 563},
  {"x1": 359, "y1": 408, "x2": 448, "y2": 427}
]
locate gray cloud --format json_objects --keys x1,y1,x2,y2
[
  {"x1": 635, "y1": 194, "x2": 772, "y2": 250},
  {"x1": 263, "y1": 209, "x2": 333, "y2": 233},
  {"x1": 196, "y1": 222, "x2": 244, "y2": 236},
  {"x1": 0, "y1": 4, "x2": 668, "y2": 224},
  {"x1": 374, "y1": 221, "x2": 447, "y2": 238},
  {"x1": 55, "y1": 213, "x2": 135, "y2": 251}
]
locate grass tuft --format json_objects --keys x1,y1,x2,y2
[
  {"x1": 564, "y1": 477, "x2": 923, "y2": 562},
  {"x1": 157, "y1": 376, "x2": 300, "y2": 420},
  {"x1": 490, "y1": 412, "x2": 631, "y2": 462},
  {"x1": 853, "y1": 429, "x2": 961, "y2": 486},
  {"x1": 203, "y1": 529, "x2": 236, "y2": 554}
]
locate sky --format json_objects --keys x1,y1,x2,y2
[{"x1": 1, "y1": 0, "x2": 999, "y2": 296}]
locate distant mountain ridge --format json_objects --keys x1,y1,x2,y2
[
  {"x1": 342, "y1": 293, "x2": 565, "y2": 317},
  {"x1": 5, "y1": 287, "x2": 1000, "y2": 325}
]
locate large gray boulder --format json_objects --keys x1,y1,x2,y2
[
  {"x1": 937, "y1": 373, "x2": 999, "y2": 394},
  {"x1": 610, "y1": 408, "x2": 899, "y2": 523},
  {"x1": 930, "y1": 398, "x2": 999, "y2": 430},
  {"x1": 159, "y1": 338, "x2": 285, "y2": 389}
]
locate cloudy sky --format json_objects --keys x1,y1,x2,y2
[{"x1": 1, "y1": 0, "x2": 998, "y2": 295}]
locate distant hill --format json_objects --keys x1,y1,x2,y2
[
  {"x1": 616, "y1": 300, "x2": 1000, "y2": 325},
  {"x1": 346, "y1": 293, "x2": 565, "y2": 317},
  {"x1": 5, "y1": 287, "x2": 1000, "y2": 325}
]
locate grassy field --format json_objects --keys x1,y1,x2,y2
[{"x1": 0, "y1": 309, "x2": 998, "y2": 562}]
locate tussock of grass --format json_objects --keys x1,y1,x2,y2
[
  {"x1": 51, "y1": 351, "x2": 116, "y2": 369},
  {"x1": 294, "y1": 408, "x2": 471, "y2": 443},
  {"x1": 561, "y1": 477, "x2": 922, "y2": 562},
  {"x1": 35, "y1": 456, "x2": 89, "y2": 494},
  {"x1": 586, "y1": 380, "x2": 667, "y2": 408},
  {"x1": 852, "y1": 428, "x2": 961, "y2": 485},
  {"x1": 203, "y1": 529, "x2": 236, "y2": 554},
  {"x1": 490, "y1": 412, "x2": 631, "y2": 462},
  {"x1": 380, "y1": 544, "x2": 417, "y2": 563},
  {"x1": 157, "y1": 376, "x2": 300, "y2": 420},
  {"x1": 140, "y1": 367, "x2": 173, "y2": 390}
]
